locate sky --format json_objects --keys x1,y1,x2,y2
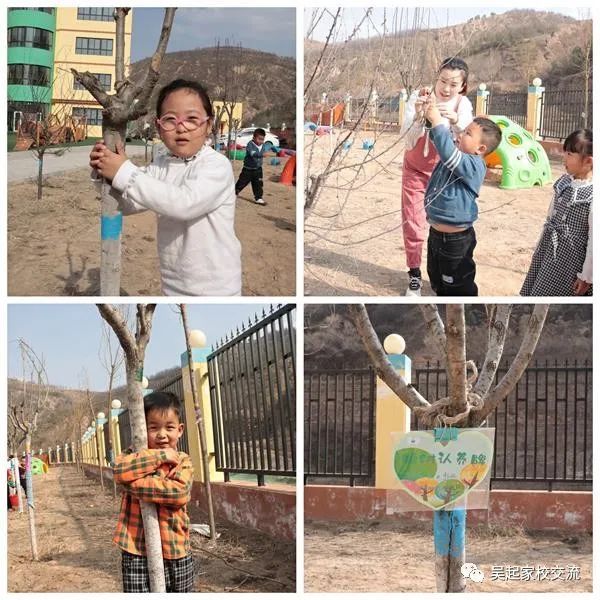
[
  {"x1": 305, "y1": 6, "x2": 590, "y2": 41},
  {"x1": 131, "y1": 8, "x2": 296, "y2": 62},
  {"x1": 7, "y1": 304, "x2": 292, "y2": 391}
]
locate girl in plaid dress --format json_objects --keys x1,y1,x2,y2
[{"x1": 521, "y1": 129, "x2": 592, "y2": 296}]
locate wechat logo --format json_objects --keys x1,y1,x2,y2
[{"x1": 462, "y1": 563, "x2": 485, "y2": 583}]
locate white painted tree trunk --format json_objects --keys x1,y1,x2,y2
[
  {"x1": 25, "y1": 435, "x2": 38, "y2": 560},
  {"x1": 126, "y1": 371, "x2": 166, "y2": 591}
]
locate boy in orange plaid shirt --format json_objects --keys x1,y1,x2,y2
[{"x1": 113, "y1": 391, "x2": 194, "y2": 592}]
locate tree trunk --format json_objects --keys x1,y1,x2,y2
[
  {"x1": 126, "y1": 365, "x2": 166, "y2": 591},
  {"x1": 100, "y1": 125, "x2": 126, "y2": 295},
  {"x1": 445, "y1": 305, "x2": 467, "y2": 415},
  {"x1": 25, "y1": 435, "x2": 39, "y2": 561},
  {"x1": 37, "y1": 151, "x2": 44, "y2": 201},
  {"x1": 179, "y1": 304, "x2": 217, "y2": 540},
  {"x1": 434, "y1": 509, "x2": 466, "y2": 592},
  {"x1": 107, "y1": 371, "x2": 118, "y2": 498}
]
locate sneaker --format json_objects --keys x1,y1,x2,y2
[
  {"x1": 405, "y1": 275, "x2": 422, "y2": 296},
  {"x1": 254, "y1": 198, "x2": 266, "y2": 205}
]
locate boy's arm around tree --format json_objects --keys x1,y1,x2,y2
[{"x1": 126, "y1": 454, "x2": 193, "y2": 507}]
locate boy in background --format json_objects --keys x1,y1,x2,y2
[{"x1": 235, "y1": 128, "x2": 266, "y2": 205}]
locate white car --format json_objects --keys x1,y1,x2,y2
[{"x1": 218, "y1": 127, "x2": 279, "y2": 150}]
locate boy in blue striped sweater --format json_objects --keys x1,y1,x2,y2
[
  {"x1": 423, "y1": 99, "x2": 502, "y2": 295},
  {"x1": 235, "y1": 128, "x2": 266, "y2": 205}
]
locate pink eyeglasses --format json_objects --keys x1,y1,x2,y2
[{"x1": 156, "y1": 115, "x2": 210, "y2": 132}]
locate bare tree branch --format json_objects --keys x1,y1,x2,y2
[
  {"x1": 472, "y1": 304, "x2": 512, "y2": 399},
  {"x1": 474, "y1": 304, "x2": 549, "y2": 423},
  {"x1": 419, "y1": 304, "x2": 447, "y2": 360},
  {"x1": 445, "y1": 305, "x2": 467, "y2": 413},
  {"x1": 348, "y1": 304, "x2": 429, "y2": 410},
  {"x1": 97, "y1": 304, "x2": 137, "y2": 364}
]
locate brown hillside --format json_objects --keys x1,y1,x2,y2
[
  {"x1": 7, "y1": 366, "x2": 180, "y2": 452},
  {"x1": 130, "y1": 46, "x2": 296, "y2": 126},
  {"x1": 304, "y1": 305, "x2": 592, "y2": 370},
  {"x1": 305, "y1": 9, "x2": 591, "y2": 99}
]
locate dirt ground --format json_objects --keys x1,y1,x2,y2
[
  {"x1": 305, "y1": 130, "x2": 564, "y2": 296},
  {"x1": 304, "y1": 519, "x2": 592, "y2": 593},
  {"x1": 8, "y1": 159, "x2": 296, "y2": 296},
  {"x1": 7, "y1": 467, "x2": 295, "y2": 593}
]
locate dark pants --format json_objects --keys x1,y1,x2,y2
[
  {"x1": 235, "y1": 167, "x2": 263, "y2": 200},
  {"x1": 121, "y1": 551, "x2": 194, "y2": 593},
  {"x1": 427, "y1": 227, "x2": 478, "y2": 296}
]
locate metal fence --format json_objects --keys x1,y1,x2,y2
[
  {"x1": 487, "y1": 91, "x2": 528, "y2": 128},
  {"x1": 413, "y1": 360, "x2": 592, "y2": 491},
  {"x1": 304, "y1": 368, "x2": 376, "y2": 486},
  {"x1": 155, "y1": 373, "x2": 190, "y2": 455},
  {"x1": 207, "y1": 304, "x2": 296, "y2": 484},
  {"x1": 539, "y1": 88, "x2": 593, "y2": 140}
]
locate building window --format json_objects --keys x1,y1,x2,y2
[
  {"x1": 7, "y1": 27, "x2": 53, "y2": 50},
  {"x1": 74, "y1": 73, "x2": 112, "y2": 92},
  {"x1": 72, "y1": 107, "x2": 103, "y2": 127},
  {"x1": 75, "y1": 37, "x2": 113, "y2": 56},
  {"x1": 8, "y1": 8, "x2": 54, "y2": 14},
  {"x1": 8, "y1": 63, "x2": 51, "y2": 87},
  {"x1": 77, "y1": 8, "x2": 114, "y2": 22}
]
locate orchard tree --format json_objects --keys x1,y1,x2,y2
[
  {"x1": 72, "y1": 8, "x2": 176, "y2": 295},
  {"x1": 348, "y1": 303, "x2": 549, "y2": 592}
]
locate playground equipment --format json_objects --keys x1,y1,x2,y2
[
  {"x1": 279, "y1": 154, "x2": 296, "y2": 186},
  {"x1": 228, "y1": 149, "x2": 246, "y2": 160},
  {"x1": 15, "y1": 113, "x2": 87, "y2": 151},
  {"x1": 485, "y1": 116, "x2": 552, "y2": 189},
  {"x1": 309, "y1": 102, "x2": 345, "y2": 127},
  {"x1": 30, "y1": 457, "x2": 48, "y2": 475}
]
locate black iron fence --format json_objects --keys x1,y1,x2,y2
[
  {"x1": 207, "y1": 304, "x2": 296, "y2": 484},
  {"x1": 304, "y1": 368, "x2": 376, "y2": 486},
  {"x1": 413, "y1": 360, "x2": 592, "y2": 491},
  {"x1": 539, "y1": 88, "x2": 593, "y2": 140},
  {"x1": 487, "y1": 91, "x2": 528, "y2": 128},
  {"x1": 155, "y1": 373, "x2": 190, "y2": 455}
]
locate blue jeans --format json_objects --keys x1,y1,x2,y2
[{"x1": 427, "y1": 227, "x2": 478, "y2": 296}]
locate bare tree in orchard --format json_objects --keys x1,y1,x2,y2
[
  {"x1": 97, "y1": 304, "x2": 166, "y2": 592},
  {"x1": 178, "y1": 304, "x2": 217, "y2": 540},
  {"x1": 7, "y1": 340, "x2": 50, "y2": 561},
  {"x1": 99, "y1": 318, "x2": 126, "y2": 498},
  {"x1": 85, "y1": 380, "x2": 105, "y2": 493},
  {"x1": 348, "y1": 304, "x2": 549, "y2": 593},
  {"x1": 213, "y1": 40, "x2": 246, "y2": 152},
  {"x1": 72, "y1": 8, "x2": 176, "y2": 295}
]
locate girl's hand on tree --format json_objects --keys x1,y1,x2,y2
[
  {"x1": 573, "y1": 278, "x2": 591, "y2": 295},
  {"x1": 439, "y1": 107, "x2": 458, "y2": 125},
  {"x1": 89, "y1": 141, "x2": 128, "y2": 182}
]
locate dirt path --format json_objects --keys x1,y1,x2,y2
[
  {"x1": 305, "y1": 130, "x2": 563, "y2": 296},
  {"x1": 8, "y1": 159, "x2": 295, "y2": 296},
  {"x1": 304, "y1": 520, "x2": 592, "y2": 593},
  {"x1": 7, "y1": 467, "x2": 295, "y2": 592}
]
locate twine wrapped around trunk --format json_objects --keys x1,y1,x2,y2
[{"x1": 413, "y1": 360, "x2": 483, "y2": 427}]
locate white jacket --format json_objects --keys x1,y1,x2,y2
[{"x1": 111, "y1": 146, "x2": 242, "y2": 296}]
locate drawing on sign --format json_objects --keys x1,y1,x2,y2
[{"x1": 390, "y1": 428, "x2": 495, "y2": 510}]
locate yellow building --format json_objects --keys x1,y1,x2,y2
[
  {"x1": 212, "y1": 100, "x2": 244, "y2": 136},
  {"x1": 52, "y1": 7, "x2": 132, "y2": 138}
]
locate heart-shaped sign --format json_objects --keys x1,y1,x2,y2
[{"x1": 390, "y1": 428, "x2": 495, "y2": 510}]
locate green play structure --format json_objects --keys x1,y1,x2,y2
[
  {"x1": 485, "y1": 116, "x2": 552, "y2": 189},
  {"x1": 31, "y1": 457, "x2": 48, "y2": 475}
]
